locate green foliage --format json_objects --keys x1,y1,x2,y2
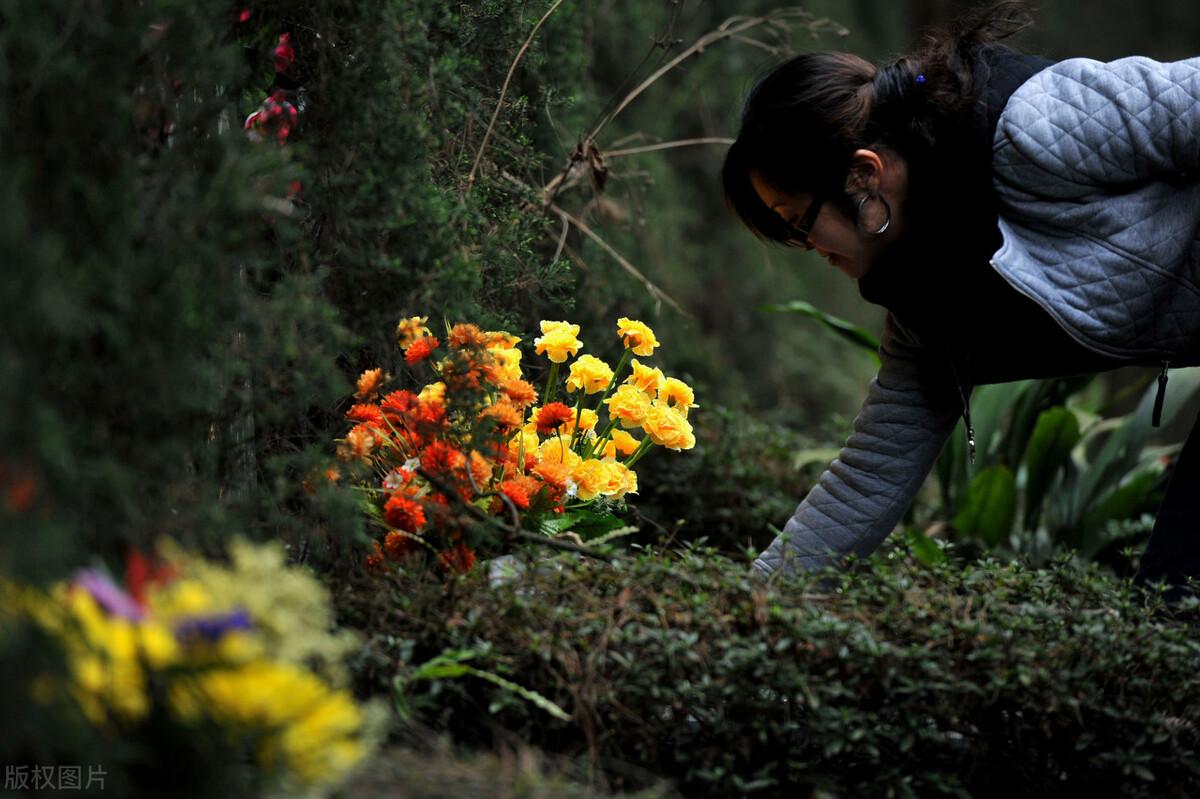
[
  {"x1": 932, "y1": 370, "x2": 1200, "y2": 564},
  {"x1": 342, "y1": 544, "x2": 1200, "y2": 798}
]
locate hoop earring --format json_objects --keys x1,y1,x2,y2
[{"x1": 855, "y1": 193, "x2": 891, "y2": 236}]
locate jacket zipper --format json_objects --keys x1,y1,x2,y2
[{"x1": 987, "y1": 258, "x2": 1174, "y2": 429}]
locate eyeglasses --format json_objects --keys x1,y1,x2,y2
[{"x1": 783, "y1": 196, "x2": 824, "y2": 250}]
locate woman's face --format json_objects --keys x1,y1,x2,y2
[{"x1": 748, "y1": 149, "x2": 907, "y2": 280}]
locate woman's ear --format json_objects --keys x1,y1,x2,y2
[{"x1": 844, "y1": 148, "x2": 885, "y2": 196}]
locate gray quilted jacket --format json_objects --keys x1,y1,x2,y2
[{"x1": 754, "y1": 52, "x2": 1200, "y2": 577}]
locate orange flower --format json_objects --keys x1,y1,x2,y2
[
  {"x1": 498, "y1": 479, "x2": 532, "y2": 510},
  {"x1": 501, "y1": 379, "x2": 538, "y2": 408},
  {"x1": 405, "y1": 335, "x2": 440, "y2": 364},
  {"x1": 365, "y1": 540, "x2": 388, "y2": 573},
  {"x1": 437, "y1": 543, "x2": 477, "y2": 574},
  {"x1": 338, "y1": 423, "x2": 378, "y2": 461},
  {"x1": 421, "y1": 441, "x2": 466, "y2": 475},
  {"x1": 346, "y1": 403, "x2": 384, "y2": 427},
  {"x1": 448, "y1": 323, "x2": 488, "y2": 348},
  {"x1": 481, "y1": 400, "x2": 522, "y2": 432},
  {"x1": 384, "y1": 530, "x2": 422, "y2": 560},
  {"x1": 382, "y1": 389, "x2": 419, "y2": 418},
  {"x1": 384, "y1": 495, "x2": 427, "y2": 532},
  {"x1": 469, "y1": 450, "x2": 494, "y2": 489},
  {"x1": 355, "y1": 368, "x2": 385, "y2": 400},
  {"x1": 533, "y1": 460, "x2": 572, "y2": 491},
  {"x1": 536, "y1": 402, "x2": 574, "y2": 435}
]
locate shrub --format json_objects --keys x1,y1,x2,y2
[{"x1": 340, "y1": 543, "x2": 1200, "y2": 798}]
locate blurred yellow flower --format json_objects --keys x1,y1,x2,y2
[
  {"x1": 565, "y1": 354, "x2": 614, "y2": 395},
  {"x1": 604, "y1": 384, "x2": 652, "y2": 429},
  {"x1": 660, "y1": 377, "x2": 698, "y2": 417},
  {"x1": 488, "y1": 347, "x2": 523, "y2": 382},
  {"x1": 396, "y1": 316, "x2": 431, "y2": 349},
  {"x1": 533, "y1": 320, "x2": 582, "y2": 363},
  {"x1": 418, "y1": 382, "x2": 446, "y2": 404},
  {"x1": 485, "y1": 330, "x2": 521, "y2": 349},
  {"x1": 602, "y1": 429, "x2": 640, "y2": 459},
  {"x1": 565, "y1": 407, "x2": 599, "y2": 434},
  {"x1": 625, "y1": 359, "x2": 665, "y2": 397},
  {"x1": 616, "y1": 318, "x2": 659, "y2": 356}
]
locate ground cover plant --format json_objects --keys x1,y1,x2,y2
[{"x1": 5, "y1": 0, "x2": 1200, "y2": 795}]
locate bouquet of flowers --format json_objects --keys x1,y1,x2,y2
[
  {"x1": 337, "y1": 316, "x2": 698, "y2": 575},
  {"x1": 5, "y1": 539, "x2": 379, "y2": 796}
]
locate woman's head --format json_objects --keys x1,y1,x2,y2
[{"x1": 722, "y1": 1, "x2": 1031, "y2": 278}]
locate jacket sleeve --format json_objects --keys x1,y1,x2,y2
[
  {"x1": 994, "y1": 55, "x2": 1200, "y2": 193},
  {"x1": 752, "y1": 315, "x2": 963, "y2": 577}
]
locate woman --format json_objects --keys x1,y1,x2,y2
[{"x1": 722, "y1": 2, "x2": 1200, "y2": 598}]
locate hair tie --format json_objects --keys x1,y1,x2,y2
[{"x1": 915, "y1": 73, "x2": 926, "y2": 84}]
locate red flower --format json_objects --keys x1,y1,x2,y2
[
  {"x1": 346, "y1": 403, "x2": 384, "y2": 427},
  {"x1": 421, "y1": 441, "x2": 465, "y2": 475},
  {"x1": 365, "y1": 541, "x2": 388, "y2": 573},
  {"x1": 384, "y1": 530, "x2": 421, "y2": 560},
  {"x1": 273, "y1": 32, "x2": 295, "y2": 73},
  {"x1": 405, "y1": 336, "x2": 440, "y2": 364},
  {"x1": 536, "y1": 402, "x2": 574, "y2": 435},
  {"x1": 437, "y1": 543, "x2": 477, "y2": 574},
  {"x1": 384, "y1": 495, "x2": 426, "y2": 532}
]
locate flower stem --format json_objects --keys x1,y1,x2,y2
[
  {"x1": 544, "y1": 362, "x2": 560, "y2": 404},
  {"x1": 623, "y1": 438, "x2": 655, "y2": 468}
]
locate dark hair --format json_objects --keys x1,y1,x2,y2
[{"x1": 722, "y1": 1, "x2": 1033, "y2": 245}]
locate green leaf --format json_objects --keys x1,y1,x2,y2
[
  {"x1": 902, "y1": 528, "x2": 948, "y2": 567},
  {"x1": 1023, "y1": 406, "x2": 1080, "y2": 532},
  {"x1": 953, "y1": 466, "x2": 1017, "y2": 547},
  {"x1": 465, "y1": 666, "x2": 572, "y2": 722},
  {"x1": 760, "y1": 301, "x2": 880, "y2": 363}
]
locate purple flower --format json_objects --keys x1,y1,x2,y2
[
  {"x1": 174, "y1": 608, "x2": 254, "y2": 643},
  {"x1": 73, "y1": 569, "x2": 144, "y2": 621}
]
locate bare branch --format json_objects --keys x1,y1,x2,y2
[
  {"x1": 588, "y1": 9, "x2": 818, "y2": 142},
  {"x1": 465, "y1": 0, "x2": 566, "y2": 195},
  {"x1": 605, "y1": 137, "x2": 734, "y2": 159}
]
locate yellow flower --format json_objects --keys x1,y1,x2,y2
[
  {"x1": 660, "y1": 377, "x2": 698, "y2": 417},
  {"x1": 396, "y1": 316, "x2": 431, "y2": 348},
  {"x1": 604, "y1": 384, "x2": 652, "y2": 429},
  {"x1": 616, "y1": 318, "x2": 659, "y2": 356},
  {"x1": 488, "y1": 347, "x2": 523, "y2": 382},
  {"x1": 565, "y1": 354, "x2": 614, "y2": 395},
  {"x1": 508, "y1": 429, "x2": 540, "y2": 462},
  {"x1": 625, "y1": 359, "x2": 665, "y2": 397},
  {"x1": 533, "y1": 320, "x2": 582, "y2": 363},
  {"x1": 602, "y1": 429, "x2": 640, "y2": 459},
  {"x1": 565, "y1": 407, "x2": 599, "y2": 434},
  {"x1": 538, "y1": 436, "x2": 582, "y2": 470},
  {"x1": 418, "y1": 382, "x2": 446, "y2": 404},
  {"x1": 598, "y1": 460, "x2": 637, "y2": 499},
  {"x1": 571, "y1": 459, "x2": 608, "y2": 501},
  {"x1": 641, "y1": 402, "x2": 695, "y2": 451},
  {"x1": 485, "y1": 330, "x2": 521, "y2": 349}
]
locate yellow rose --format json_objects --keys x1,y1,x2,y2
[
  {"x1": 604, "y1": 384, "x2": 652, "y2": 429},
  {"x1": 642, "y1": 402, "x2": 695, "y2": 451},
  {"x1": 565, "y1": 354, "x2": 614, "y2": 395},
  {"x1": 534, "y1": 320, "x2": 583, "y2": 363},
  {"x1": 660, "y1": 377, "x2": 698, "y2": 417},
  {"x1": 616, "y1": 318, "x2": 659, "y2": 356},
  {"x1": 602, "y1": 429, "x2": 640, "y2": 459},
  {"x1": 396, "y1": 316, "x2": 431, "y2": 348},
  {"x1": 624, "y1": 358, "x2": 665, "y2": 397}
]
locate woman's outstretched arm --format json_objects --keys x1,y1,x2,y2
[{"x1": 753, "y1": 315, "x2": 963, "y2": 577}]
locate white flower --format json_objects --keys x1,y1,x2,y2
[{"x1": 565, "y1": 479, "x2": 579, "y2": 498}]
